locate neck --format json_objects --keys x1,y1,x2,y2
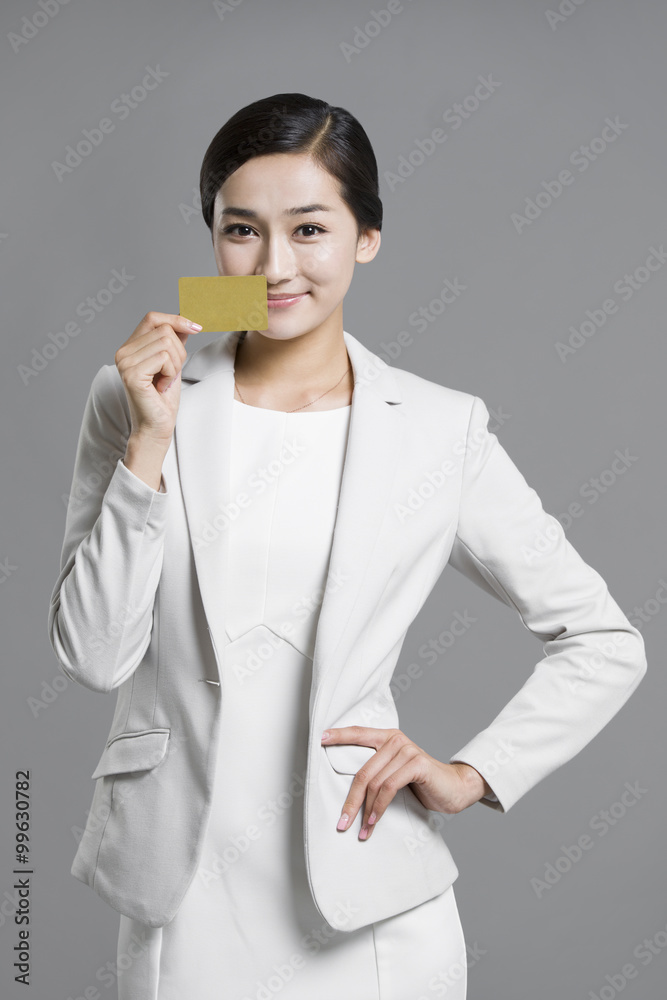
[{"x1": 233, "y1": 321, "x2": 354, "y2": 411}]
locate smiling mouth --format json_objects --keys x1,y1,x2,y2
[{"x1": 266, "y1": 291, "x2": 309, "y2": 308}]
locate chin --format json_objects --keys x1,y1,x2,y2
[
  {"x1": 257, "y1": 317, "x2": 326, "y2": 339},
  {"x1": 248, "y1": 327, "x2": 310, "y2": 342}
]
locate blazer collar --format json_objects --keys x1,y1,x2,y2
[{"x1": 174, "y1": 329, "x2": 406, "y2": 703}]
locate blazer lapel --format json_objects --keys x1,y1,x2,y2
[
  {"x1": 174, "y1": 330, "x2": 405, "y2": 696},
  {"x1": 309, "y1": 348, "x2": 405, "y2": 698}
]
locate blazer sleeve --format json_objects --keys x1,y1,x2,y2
[
  {"x1": 446, "y1": 395, "x2": 647, "y2": 813},
  {"x1": 47, "y1": 364, "x2": 170, "y2": 694}
]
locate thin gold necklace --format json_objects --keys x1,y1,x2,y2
[{"x1": 233, "y1": 336, "x2": 353, "y2": 412}]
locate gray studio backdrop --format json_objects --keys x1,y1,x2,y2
[{"x1": 2, "y1": 0, "x2": 664, "y2": 997}]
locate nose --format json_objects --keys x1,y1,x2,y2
[{"x1": 255, "y1": 232, "x2": 298, "y2": 285}]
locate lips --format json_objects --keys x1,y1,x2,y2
[{"x1": 266, "y1": 291, "x2": 309, "y2": 309}]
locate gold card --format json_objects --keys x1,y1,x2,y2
[{"x1": 178, "y1": 275, "x2": 268, "y2": 332}]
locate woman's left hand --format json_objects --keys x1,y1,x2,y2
[{"x1": 321, "y1": 726, "x2": 481, "y2": 840}]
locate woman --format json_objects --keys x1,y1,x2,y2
[{"x1": 48, "y1": 93, "x2": 646, "y2": 999}]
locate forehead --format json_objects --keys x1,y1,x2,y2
[{"x1": 213, "y1": 153, "x2": 344, "y2": 218}]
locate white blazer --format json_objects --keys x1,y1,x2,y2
[{"x1": 47, "y1": 329, "x2": 647, "y2": 931}]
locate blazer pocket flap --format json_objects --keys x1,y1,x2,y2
[
  {"x1": 91, "y1": 728, "x2": 171, "y2": 779},
  {"x1": 324, "y1": 743, "x2": 377, "y2": 775}
]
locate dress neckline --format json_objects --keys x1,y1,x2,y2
[{"x1": 232, "y1": 398, "x2": 351, "y2": 415}]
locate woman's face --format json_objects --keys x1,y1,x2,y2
[{"x1": 211, "y1": 151, "x2": 380, "y2": 342}]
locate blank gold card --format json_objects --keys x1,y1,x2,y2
[{"x1": 178, "y1": 275, "x2": 268, "y2": 332}]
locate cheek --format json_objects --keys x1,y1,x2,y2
[
  {"x1": 294, "y1": 243, "x2": 331, "y2": 277},
  {"x1": 300, "y1": 242, "x2": 355, "y2": 284},
  {"x1": 215, "y1": 244, "x2": 248, "y2": 270}
]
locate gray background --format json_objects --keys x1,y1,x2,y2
[{"x1": 1, "y1": 0, "x2": 664, "y2": 996}]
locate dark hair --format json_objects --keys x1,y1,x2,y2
[{"x1": 199, "y1": 93, "x2": 382, "y2": 240}]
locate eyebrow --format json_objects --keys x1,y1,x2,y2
[{"x1": 219, "y1": 203, "x2": 333, "y2": 220}]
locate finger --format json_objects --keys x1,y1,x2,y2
[
  {"x1": 335, "y1": 745, "x2": 399, "y2": 832},
  {"x1": 117, "y1": 328, "x2": 188, "y2": 388},
  {"x1": 119, "y1": 324, "x2": 189, "y2": 366},
  {"x1": 117, "y1": 335, "x2": 186, "y2": 382},
  {"x1": 360, "y1": 742, "x2": 422, "y2": 835},
  {"x1": 330, "y1": 730, "x2": 410, "y2": 831},
  {"x1": 121, "y1": 347, "x2": 179, "y2": 392},
  {"x1": 322, "y1": 725, "x2": 388, "y2": 747},
  {"x1": 120, "y1": 313, "x2": 199, "y2": 357},
  {"x1": 359, "y1": 759, "x2": 422, "y2": 841},
  {"x1": 140, "y1": 311, "x2": 202, "y2": 341}
]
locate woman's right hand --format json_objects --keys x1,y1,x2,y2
[{"x1": 115, "y1": 311, "x2": 202, "y2": 446}]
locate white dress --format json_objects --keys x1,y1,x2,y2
[{"x1": 117, "y1": 398, "x2": 468, "y2": 1000}]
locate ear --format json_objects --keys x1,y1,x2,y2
[{"x1": 355, "y1": 227, "x2": 381, "y2": 264}]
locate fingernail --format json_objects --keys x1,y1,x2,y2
[
  {"x1": 367, "y1": 812, "x2": 376, "y2": 825},
  {"x1": 359, "y1": 826, "x2": 370, "y2": 840},
  {"x1": 189, "y1": 321, "x2": 203, "y2": 331},
  {"x1": 337, "y1": 813, "x2": 349, "y2": 831},
  {"x1": 321, "y1": 731, "x2": 331, "y2": 742}
]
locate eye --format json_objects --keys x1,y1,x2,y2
[
  {"x1": 220, "y1": 223, "x2": 327, "y2": 238},
  {"x1": 296, "y1": 224, "x2": 326, "y2": 237},
  {"x1": 221, "y1": 224, "x2": 256, "y2": 237}
]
